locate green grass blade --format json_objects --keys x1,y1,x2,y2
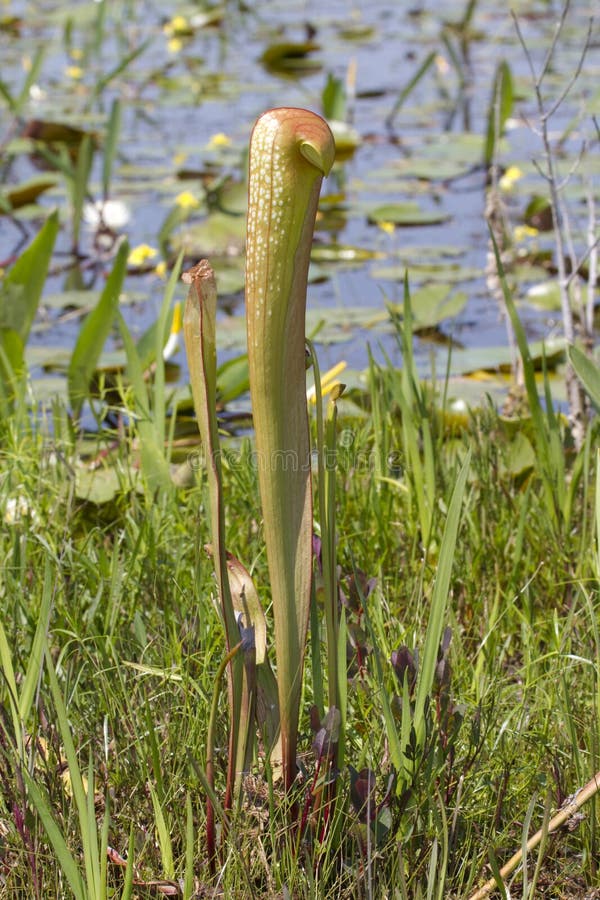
[
  {"x1": 71, "y1": 134, "x2": 94, "y2": 250},
  {"x1": 484, "y1": 60, "x2": 514, "y2": 166},
  {"x1": 361, "y1": 595, "x2": 403, "y2": 773},
  {"x1": 45, "y1": 648, "x2": 101, "y2": 896},
  {"x1": 94, "y1": 38, "x2": 151, "y2": 98},
  {"x1": 149, "y1": 783, "x2": 175, "y2": 880},
  {"x1": 0, "y1": 619, "x2": 22, "y2": 757},
  {"x1": 489, "y1": 228, "x2": 559, "y2": 524},
  {"x1": 0, "y1": 77, "x2": 16, "y2": 113},
  {"x1": 24, "y1": 772, "x2": 87, "y2": 899},
  {"x1": 307, "y1": 340, "x2": 341, "y2": 713},
  {"x1": 17, "y1": 46, "x2": 45, "y2": 113},
  {"x1": 152, "y1": 250, "x2": 183, "y2": 453},
  {"x1": 68, "y1": 240, "x2": 128, "y2": 418},
  {"x1": 596, "y1": 449, "x2": 600, "y2": 579},
  {"x1": 18, "y1": 556, "x2": 53, "y2": 724},
  {"x1": 86, "y1": 755, "x2": 100, "y2": 898},
  {"x1": 310, "y1": 584, "x2": 325, "y2": 720},
  {"x1": 121, "y1": 826, "x2": 136, "y2": 900},
  {"x1": 414, "y1": 450, "x2": 471, "y2": 740},
  {"x1": 184, "y1": 794, "x2": 194, "y2": 900},
  {"x1": 386, "y1": 51, "x2": 437, "y2": 126},
  {"x1": 102, "y1": 99, "x2": 122, "y2": 200},
  {"x1": 336, "y1": 606, "x2": 347, "y2": 771},
  {"x1": 99, "y1": 792, "x2": 110, "y2": 900}
]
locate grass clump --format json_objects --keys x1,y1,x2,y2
[{"x1": 0, "y1": 311, "x2": 598, "y2": 897}]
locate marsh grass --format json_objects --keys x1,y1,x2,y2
[{"x1": 0, "y1": 307, "x2": 599, "y2": 897}]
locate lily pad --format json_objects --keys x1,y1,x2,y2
[
  {"x1": 499, "y1": 432, "x2": 536, "y2": 478},
  {"x1": 1, "y1": 175, "x2": 58, "y2": 211},
  {"x1": 75, "y1": 464, "x2": 138, "y2": 504},
  {"x1": 389, "y1": 285, "x2": 467, "y2": 329},
  {"x1": 389, "y1": 158, "x2": 475, "y2": 182},
  {"x1": 367, "y1": 202, "x2": 450, "y2": 227},
  {"x1": 260, "y1": 41, "x2": 322, "y2": 75},
  {"x1": 173, "y1": 211, "x2": 246, "y2": 258},
  {"x1": 311, "y1": 244, "x2": 383, "y2": 264},
  {"x1": 525, "y1": 281, "x2": 562, "y2": 311},
  {"x1": 447, "y1": 338, "x2": 565, "y2": 377},
  {"x1": 372, "y1": 263, "x2": 482, "y2": 284},
  {"x1": 26, "y1": 345, "x2": 71, "y2": 371}
]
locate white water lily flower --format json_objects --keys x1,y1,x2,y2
[
  {"x1": 28, "y1": 84, "x2": 45, "y2": 102},
  {"x1": 83, "y1": 199, "x2": 130, "y2": 230}
]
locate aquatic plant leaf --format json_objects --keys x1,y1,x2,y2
[
  {"x1": 0, "y1": 210, "x2": 59, "y2": 344},
  {"x1": 484, "y1": 60, "x2": 514, "y2": 167},
  {"x1": 260, "y1": 41, "x2": 322, "y2": 75},
  {"x1": 568, "y1": 345, "x2": 600, "y2": 409},
  {"x1": 117, "y1": 312, "x2": 172, "y2": 494},
  {"x1": 524, "y1": 195, "x2": 553, "y2": 231},
  {"x1": 322, "y1": 73, "x2": 346, "y2": 122},
  {"x1": 68, "y1": 241, "x2": 128, "y2": 417},
  {"x1": 22, "y1": 118, "x2": 95, "y2": 150},
  {"x1": 1, "y1": 175, "x2": 57, "y2": 211}
]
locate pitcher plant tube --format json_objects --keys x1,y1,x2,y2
[{"x1": 245, "y1": 108, "x2": 335, "y2": 792}]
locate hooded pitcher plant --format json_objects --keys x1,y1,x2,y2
[
  {"x1": 246, "y1": 108, "x2": 335, "y2": 791},
  {"x1": 182, "y1": 262, "x2": 255, "y2": 855}
]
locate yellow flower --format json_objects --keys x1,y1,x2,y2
[
  {"x1": 378, "y1": 220, "x2": 395, "y2": 236},
  {"x1": 174, "y1": 190, "x2": 199, "y2": 210},
  {"x1": 167, "y1": 37, "x2": 183, "y2": 54},
  {"x1": 65, "y1": 65, "x2": 83, "y2": 80},
  {"x1": 162, "y1": 302, "x2": 182, "y2": 360},
  {"x1": 163, "y1": 14, "x2": 192, "y2": 37},
  {"x1": 70, "y1": 48, "x2": 84, "y2": 61},
  {"x1": 173, "y1": 151, "x2": 188, "y2": 167},
  {"x1": 207, "y1": 132, "x2": 231, "y2": 149},
  {"x1": 513, "y1": 224, "x2": 539, "y2": 243},
  {"x1": 128, "y1": 243, "x2": 158, "y2": 266},
  {"x1": 306, "y1": 361, "x2": 347, "y2": 403},
  {"x1": 499, "y1": 165, "x2": 524, "y2": 192},
  {"x1": 155, "y1": 260, "x2": 167, "y2": 279}
]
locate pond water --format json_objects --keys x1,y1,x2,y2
[{"x1": 1, "y1": 0, "x2": 598, "y2": 406}]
